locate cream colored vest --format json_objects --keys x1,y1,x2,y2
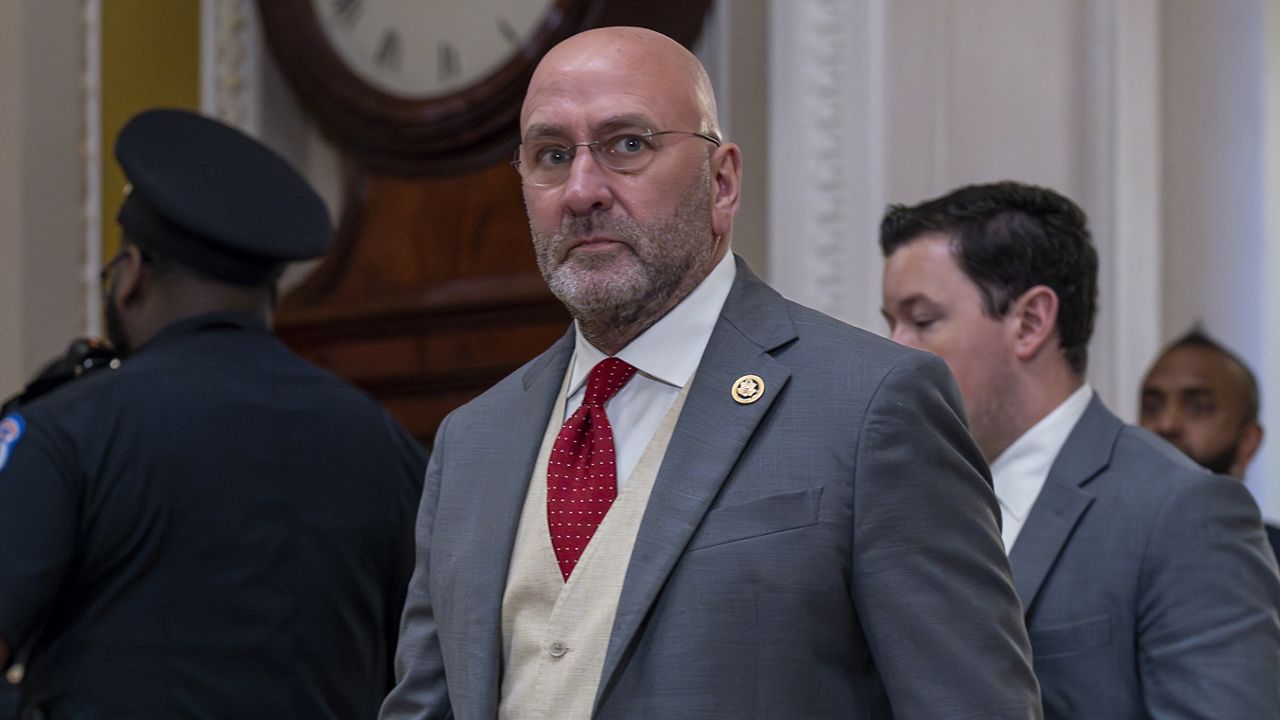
[{"x1": 498, "y1": 367, "x2": 690, "y2": 720}]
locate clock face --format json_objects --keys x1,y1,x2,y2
[{"x1": 312, "y1": 0, "x2": 557, "y2": 100}]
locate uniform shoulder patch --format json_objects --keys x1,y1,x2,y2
[{"x1": 0, "y1": 413, "x2": 25, "y2": 472}]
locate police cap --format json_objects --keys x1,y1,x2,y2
[{"x1": 114, "y1": 108, "x2": 331, "y2": 286}]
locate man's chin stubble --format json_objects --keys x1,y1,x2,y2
[{"x1": 548, "y1": 260, "x2": 655, "y2": 328}]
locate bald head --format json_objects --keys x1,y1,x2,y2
[
  {"x1": 515, "y1": 26, "x2": 742, "y2": 355},
  {"x1": 1140, "y1": 330, "x2": 1264, "y2": 479},
  {"x1": 522, "y1": 26, "x2": 720, "y2": 139}
]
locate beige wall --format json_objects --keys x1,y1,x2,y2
[
  {"x1": 0, "y1": 3, "x2": 86, "y2": 397},
  {"x1": 0, "y1": 2, "x2": 201, "y2": 400},
  {"x1": 0, "y1": 2, "x2": 23, "y2": 394}
]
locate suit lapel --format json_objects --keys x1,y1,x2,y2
[
  {"x1": 598, "y1": 258, "x2": 797, "y2": 698},
  {"x1": 1008, "y1": 395, "x2": 1122, "y2": 614},
  {"x1": 454, "y1": 329, "x2": 574, "y2": 713}
]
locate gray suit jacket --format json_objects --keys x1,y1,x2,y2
[
  {"x1": 381, "y1": 258, "x2": 1041, "y2": 719},
  {"x1": 1011, "y1": 396, "x2": 1280, "y2": 719}
]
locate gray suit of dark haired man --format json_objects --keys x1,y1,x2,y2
[{"x1": 882, "y1": 180, "x2": 1280, "y2": 719}]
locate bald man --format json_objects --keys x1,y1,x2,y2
[
  {"x1": 1141, "y1": 329, "x2": 1280, "y2": 556},
  {"x1": 1141, "y1": 329, "x2": 1264, "y2": 480},
  {"x1": 380, "y1": 27, "x2": 1041, "y2": 720}
]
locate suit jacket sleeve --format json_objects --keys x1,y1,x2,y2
[
  {"x1": 1137, "y1": 473, "x2": 1280, "y2": 718},
  {"x1": 382, "y1": 410, "x2": 430, "y2": 692},
  {"x1": 848, "y1": 352, "x2": 1042, "y2": 720},
  {"x1": 379, "y1": 413, "x2": 453, "y2": 720}
]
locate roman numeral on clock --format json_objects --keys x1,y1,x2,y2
[
  {"x1": 375, "y1": 29, "x2": 401, "y2": 72},
  {"x1": 438, "y1": 41, "x2": 459, "y2": 82}
]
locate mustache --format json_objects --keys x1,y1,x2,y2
[
  {"x1": 548, "y1": 212, "x2": 642, "y2": 258},
  {"x1": 556, "y1": 211, "x2": 637, "y2": 240}
]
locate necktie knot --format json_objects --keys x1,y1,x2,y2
[{"x1": 582, "y1": 357, "x2": 637, "y2": 408}]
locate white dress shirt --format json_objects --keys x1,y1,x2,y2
[
  {"x1": 563, "y1": 251, "x2": 736, "y2": 490},
  {"x1": 990, "y1": 383, "x2": 1093, "y2": 553}
]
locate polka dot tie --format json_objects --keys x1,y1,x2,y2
[{"x1": 547, "y1": 357, "x2": 638, "y2": 580}]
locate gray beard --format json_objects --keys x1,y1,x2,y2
[
  {"x1": 532, "y1": 173, "x2": 715, "y2": 343},
  {"x1": 1196, "y1": 441, "x2": 1241, "y2": 476}
]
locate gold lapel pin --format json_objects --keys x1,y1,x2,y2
[{"x1": 731, "y1": 374, "x2": 765, "y2": 404}]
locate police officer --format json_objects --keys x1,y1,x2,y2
[
  {"x1": 0, "y1": 337, "x2": 117, "y2": 720},
  {"x1": 0, "y1": 109, "x2": 427, "y2": 719},
  {"x1": 0, "y1": 337, "x2": 119, "y2": 417}
]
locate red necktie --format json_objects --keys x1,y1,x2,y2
[{"x1": 547, "y1": 357, "x2": 638, "y2": 580}]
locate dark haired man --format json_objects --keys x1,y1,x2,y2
[
  {"x1": 1140, "y1": 328, "x2": 1280, "y2": 556},
  {"x1": 0, "y1": 109, "x2": 426, "y2": 719},
  {"x1": 880, "y1": 181, "x2": 1280, "y2": 719}
]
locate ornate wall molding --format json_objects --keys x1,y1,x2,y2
[
  {"x1": 201, "y1": 0, "x2": 259, "y2": 133},
  {"x1": 767, "y1": 0, "x2": 887, "y2": 331}
]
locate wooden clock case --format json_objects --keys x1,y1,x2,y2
[{"x1": 258, "y1": 0, "x2": 712, "y2": 442}]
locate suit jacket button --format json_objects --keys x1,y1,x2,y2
[{"x1": 549, "y1": 641, "x2": 568, "y2": 658}]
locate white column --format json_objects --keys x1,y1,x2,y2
[
  {"x1": 767, "y1": 0, "x2": 888, "y2": 332},
  {"x1": 0, "y1": 2, "x2": 89, "y2": 396},
  {"x1": 1087, "y1": 0, "x2": 1162, "y2": 422},
  {"x1": 764, "y1": 0, "x2": 1162, "y2": 413},
  {"x1": 1163, "y1": 0, "x2": 1271, "y2": 511}
]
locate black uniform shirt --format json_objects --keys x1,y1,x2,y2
[{"x1": 0, "y1": 312, "x2": 427, "y2": 720}]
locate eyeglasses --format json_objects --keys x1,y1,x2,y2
[
  {"x1": 99, "y1": 251, "x2": 129, "y2": 286},
  {"x1": 512, "y1": 129, "x2": 721, "y2": 187},
  {"x1": 98, "y1": 248, "x2": 152, "y2": 287}
]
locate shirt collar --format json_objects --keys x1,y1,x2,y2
[
  {"x1": 569, "y1": 251, "x2": 736, "y2": 394},
  {"x1": 990, "y1": 383, "x2": 1094, "y2": 523}
]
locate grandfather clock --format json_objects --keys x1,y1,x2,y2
[{"x1": 258, "y1": 0, "x2": 712, "y2": 442}]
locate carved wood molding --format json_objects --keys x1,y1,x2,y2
[{"x1": 767, "y1": 0, "x2": 886, "y2": 330}]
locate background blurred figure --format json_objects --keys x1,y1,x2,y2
[
  {"x1": 0, "y1": 109, "x2": 426, "y2": 719},
  {"x1": 880, "y1": 180, "x2": 1280, "y2": 720},
  {"x1": 1140, "y1": 328, "x2": 1278, "y2": 555}
]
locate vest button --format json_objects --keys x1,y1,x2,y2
[{"x1": 549, "y1": 641, "x2": 568, "y2": 658}]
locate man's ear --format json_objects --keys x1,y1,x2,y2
[
  {"x1": 1236, "y1": 422, "x2": 1264, "y2": 472},
  {"x1": 709, "y1": 142, "x2": 742, "y2": 239},
  {"x1": 113, "y1": 244, "x2": 149, "y2": 308},
  {"x1": 1008, "y1": 285, "x2": 1059, "y2": 361}
]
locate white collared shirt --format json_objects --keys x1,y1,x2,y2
[
  {"x1": 564, "y1": 251, "x2": 736, "y2": 489},
  {"x1": 990, "y1": 383, "x2": 1094, "y2": 553}
]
